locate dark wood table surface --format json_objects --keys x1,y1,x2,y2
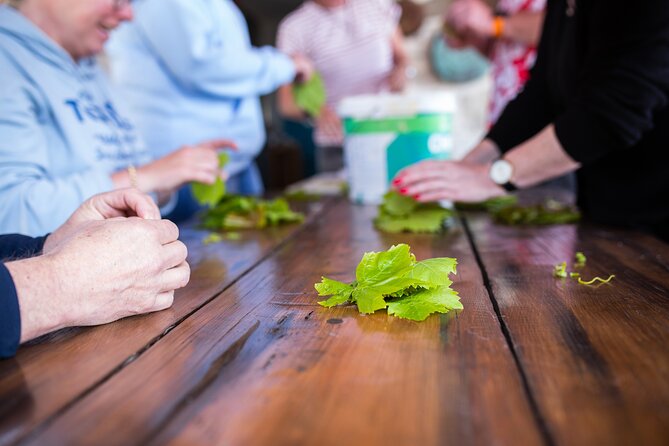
[{"x1": 1, "y1": 195, "x2": 668, "y2": 446}]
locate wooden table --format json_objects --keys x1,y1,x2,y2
[{"x1": 1, "y1": 196, "x2": 668, "y2": 446}]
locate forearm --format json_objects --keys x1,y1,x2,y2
[
  {"x1": 504, "y1": 124, "x2": 580, "y2": 188},
  {"x1": 392, "y1": 27, "x2": 408, "y2": 69},
  {"x1": 278, "y1": 85, "x2": 306, "y2": 120},
  {"x1": 462, "y1": 139, "x2": 501, "y2": 164},
  {"x1": 500, "y1": 11, "x2": 544, "y2": 46}
]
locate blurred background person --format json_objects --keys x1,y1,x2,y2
[
  {"x1": 276, "y1": 0, "x2": 408, "y2": 173},
  {"x1": 0, "y1": 0, "x2": 231, "y2": 236},
  {"x1": 394, "y1": 0, "x2": 669, "y2": 242},
  {"x1": 445, "y1": 0, "x2": 545, "y2": 125},
  {"x1": 107, "y1": 0, "x2": 313, "y2": 220}
]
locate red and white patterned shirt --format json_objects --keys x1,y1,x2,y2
[{"x1": 489, "y1": 0, "x2": 546, "y2": 125}]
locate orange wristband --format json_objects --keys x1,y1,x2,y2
[{"x1": 492, "y1": 16, "x2": 505, "y2": 39}]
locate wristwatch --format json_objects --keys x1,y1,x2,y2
[{"x1": 489, "y1": 159, "x2": 517, "y2": 192}]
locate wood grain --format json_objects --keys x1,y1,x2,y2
[
  {"x1": 465, "y1": 213, "x2": 669, "y2": 446},
  {"x1": 28, "y1": 200, "x2": 542, "y2": 446},
  {"x1": 0, "y1": 201, "x2": 329, "y2": 446}
]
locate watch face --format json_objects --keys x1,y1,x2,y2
[{"x1": 490, "y1": 160, "x2": 513, "y2": 185}]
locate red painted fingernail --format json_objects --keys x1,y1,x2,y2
[
  {"x1": 399, "y1": 188, "x2": 408, "y2": 194},
  {"x1": 392, "y1": 178, "x2": 401, "y2": 185},
  {"x1": 413, "y1": 194, "x2": 421, "y2": 200}
]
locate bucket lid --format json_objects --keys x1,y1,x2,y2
[{"x1": 337, "y1": 92, "x2": 456, "y2": 119}]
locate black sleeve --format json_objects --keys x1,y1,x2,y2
[
  {"x1": 486, "y1": 2, "x2": 557, "y2": 153},
  {"x1": 554, "y1": 0, "x2": 669, "y2": 164},
  {"x1": 0, "y1": 263, "x2": 21, "y2": 359},
  {"x1": 0, "y1": 234, "x2": 48, "y2": 261}
]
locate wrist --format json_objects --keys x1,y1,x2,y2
[
  {"x1": 489, "y1": 158, "x2": 517, "y2": 191},
  {"x1": 6, "y1": 255, "x2": 67, "y2": 343},
  {"x1": 492, "y1": 16, "x2": 505, "y2": 39}
]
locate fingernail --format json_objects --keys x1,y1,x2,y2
[
  {"x1": 399, "y1": 188, "x2": 408, "y2": 194},
  {"x1": 413, "y1": 194, "x2": 421, "y2": 200},
  {"x1": 392, "y1": 178, "x2": 401, "y2": 185}
]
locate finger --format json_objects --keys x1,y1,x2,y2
[
  {"x1": 150, "y1": 291, "x2": 176, "y2": 312},
  {"x1": 161, "y1": 240, "x2": 188, "y2": 270},
  {"x1": 190, "y1": 171, "x2": 219, "y2": 185},
  {"x1": 144, "y1": 219, "x2": 180, "y2": 245},
  {"x1": 91, "y1": 189, "x2": 161, "y2": 220},
  {"x1": 400, "y1": 178, "x2": 459, "y2": 198},
  {"x1": 158, "y1": 261, "x2": 191, "y2": 293},
  {"x1": 198, "y1": 139, "x2": 238, "y2": 151}
]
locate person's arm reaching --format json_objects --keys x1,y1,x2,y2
[{"x1": 132, "y1": 0, "x2": 299, "y2": 98}]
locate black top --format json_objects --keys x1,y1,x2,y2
[
  {"x1": 1, "y1": 234, "x2": 47, "y2": 358},
  {"x1": 487, "y1": 0, "x2": 669, "y2": 241}
]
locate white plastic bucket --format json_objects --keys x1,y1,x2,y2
[{"x1": 339, "y1": 93, "x2": 456, "y2": 204}]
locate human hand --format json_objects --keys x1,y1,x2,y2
[
  {"x1": 315, "y1": 106, "x2": 343, "y2": 144},
  {"x1": 392, "y1": 159, "x2": 505, "y2": 202},
  {"x1": 138, "y1": 139, "x2": 237, "y2": 194},
  {"x1": 292, "y1": 53, "x2": 314, "y2": 83},
  {"x1": 44, "y1": 189, "x2": 160, "y2": 254},
  {"x1": 11, "y1": 217, "x2": 189, "y2": 342},
  {"x1": 388, "y1": 64, "x2": 407, "y2": 92},
  {"x1": 446, "y1": 0, "x2": 494, "y2": 40}
]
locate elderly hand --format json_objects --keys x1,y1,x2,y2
[
  {"x1": 137, "y1": 139, "x2": 237, "y2": 194},
  {"x1": 392, "y1": 159, "x2": 505, "y2": 203},
  {"x1": 43, "y1": 189, "x2": 160, "y2": 254},
  {"x1": 446, "y1": 0, "x2": 495, "y2": 40},
  {"x1": 9, "y1": 217, "x2": 189, "y2": 343}
]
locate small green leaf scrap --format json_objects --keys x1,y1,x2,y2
[
  {"x1": 201, "y1": 195, "x2": 304, "y2": 231},
  {"x1": 293, "y1": 72, "x2": 326, "y2": 118},
  {"x1": 553, "y1": 252, "x2": 614, "y2": 286},
  {"x1": 192, "y1": 152, "x2": 231, "y2": 207},
  {"x1": 374, "y1": 191, "x2": 453, "y2": 234},
  {"x1": 315, "y1": 244, "x2": 461, "y2": 321}
]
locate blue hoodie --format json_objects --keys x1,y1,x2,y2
[
  {"x1": 107, "y1": 0, "x2": 296, "y2": 195},
  {"x1": 0, "y1": 6, "x2": 150, "y2": 236}
]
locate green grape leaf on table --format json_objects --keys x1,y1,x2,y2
[
  {"x1": 455, "y1": 195, "x2": 519, "y2": 212},
  {"x1": 293, "y1": 72, "x2": 326, "y2": 118},
  {"x1": 192, "y1": 152, "x2": 231, "y2": 208},
  {"x1": 374, "y1": 191, "x2": 453, "y2": 234},
  {"x1": 201, "y1": 196, "x2": 304, "y2": 232},
  {"x1": 493, "y1": 200, "x2": 580, "y2": 225},
  {"x1": 315, "y1": 244, "x2": 461, "y2": 321}
]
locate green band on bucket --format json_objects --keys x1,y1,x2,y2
[{"x1": 343, "y1": 114, "x2": 451, "y2": 135}]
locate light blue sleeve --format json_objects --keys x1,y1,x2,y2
[
  {"x1": 0, "y1": 83, "x2": 114, "y2": 236},
  {"x1": 134, "y1": 0, "x2": 296, "y2": 98}
]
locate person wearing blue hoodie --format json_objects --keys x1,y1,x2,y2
[
  {"x1": 0, "y1": 0, "x2": 233, "y2": 236},
  {"x1": 106, "y1": 0, "x2": 313, "y2": 212}
]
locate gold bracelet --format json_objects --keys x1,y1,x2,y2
[{"x1": 127, "y1": 165, "x2": 138, "y2": 189}]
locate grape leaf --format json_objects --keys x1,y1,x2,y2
[
  {"x1": 192, "y1": 152, "x2": 231, "y2": 207},
  {"x1": 314, "y1": 244, "x2": 461, "y2": 321},
  {"x1": 387, "y1": 286, "x2": 462, "y2": 321},
  {"x1": 201, "y1": 195, "x2": 304, "y2": 231},
  {"x1": 293, "y1": 72, "x2": 326, "y2": 117},
  {"x1": 375, "y1": 191, "x2": 453, "y2": 234}
]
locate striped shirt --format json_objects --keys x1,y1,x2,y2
[{"x1": 277, "y1": 0, "x2": 400, "y2": 144}]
